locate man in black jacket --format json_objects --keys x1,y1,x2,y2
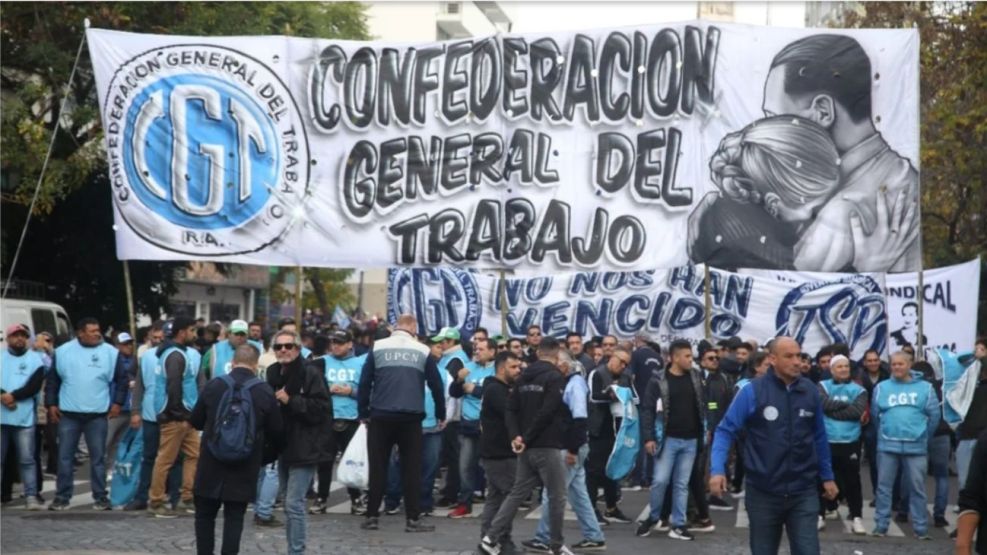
[
  {"x1": 191, "y1": 344, "x2": 282, "y2": 555},
  {"x1": 480, "y1": 337, "x2": 571, "y2": 555},
  {"x1": 478, "y1": 351, "x2": 523, "y2": 552},
  {"x1": 265, "y1": 330, "x2": 332, "y2": 555},
  {"x1": 700, "y1": 346, "x2": 733, "y2": 514},
  {"x1": 586, "y1": 347, "x2": 636, "y2": 524}
]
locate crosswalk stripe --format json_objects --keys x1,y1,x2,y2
[{"x1": 523, "y1": 503, "x2": 578, "y2": 521}]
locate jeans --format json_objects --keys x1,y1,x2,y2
[
  {"x1": 386, "y1": 431, "x2": 443, "y2": 512},
  {"x1": 745, "y1": 484, "x2": 820, "y2": 555},
  {"x1": 487, "y1": 448, "x2": 567, "y2": 549},
  {"x1": 956, "y1": 438, "x2": 977, "y2": 492},
  {"x1": 195, "y1": 496, "x2": 247, "y2": 555},
  {"x1": 137, "y1": 420, "x2": 181, "y2": 505},
  {"x1": 535, "y1": 445, "x2": 605, "y2": 544},
  {"x1": 875, "y1": 451, "x2": 928, "y2": 535},
  {"x1": 284, "y1": 464, "x2": 317, "y2": 555},
  {"x1": 56, "y1": 412, "x2": 108, "y2": 503},
  {"x1": 457, "y1": 434, "x2": 481, "y2": 506},
  {"x1": 479, "y1": 457, "x2": 517, "y2": 543},
  {"x1": 0, "y1": 425, "x2": 38, "y2": 497},
  {"x1": 927, "y1": 435, "x2": 950, "y2": 519},
  {"x1": 255, "y1": 462, "x2": 279, "y2": 520},
  {"x1": 648, "y1": 437, "x2": 697, "y2": 527}
]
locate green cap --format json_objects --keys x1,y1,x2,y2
[{"x1": 430, "y1": 326, "x2": 461, "y2": 343}]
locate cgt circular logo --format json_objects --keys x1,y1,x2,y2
[
  {"x1": 103, "y1": 45, "x2": 309, "y2": 255},
  {"x1": 775, "y1": 275, "x2": 887, "y2": 355},
  {"x1": 388, "y1": 268, "x2": 482, "y2": 337}
]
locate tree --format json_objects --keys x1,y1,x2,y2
[
  {"x1": 1, "y1": 2, "x2": 369, "y2": 326},
  {"x1": 268, "y1": 268, "x2": 355, "y2": 322},
  {"x1": 838, "y1": 1, "x2": 987, "y2": 333}
]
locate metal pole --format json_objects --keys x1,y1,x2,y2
[
  {"x1": 122, "y1": 261, "x2": 137, "y2": 339},
  {"x1": 703, "y1": 264, "x2": 712, "y2": 340},
  {"x1": 294, "y1": 265, "x2": 303, "y2": 327},
  {"x1": 916, "y1": 269, "x2": 925, "y2": 360},
  {"x1": 499, "y1": 269, "x2": 509, "y2": 337}
]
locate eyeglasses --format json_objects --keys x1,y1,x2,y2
[
  {"x1": 602, "y1": 342, "x2": 617, "y2": 347},
  {"x1": 528, "y1": 331, "x2": 541, "y2": 336},
  {"x1": 273, "y1": 343, "x2": 297, "y2": 351},
  {"x1": 233, "y1": 332, "x2": 247, "y2": 337}
]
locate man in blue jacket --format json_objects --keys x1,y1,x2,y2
[
  {"x1": 46, "y1": 317, "x2": 127, "y2": 511},
  {"x1": 358, "y1": 314, "x2": 446, "y2": 533},
  {"x1": 870, "y1": 351, "x2": 939, "y2": 539},
  {"x1": 709, "y1": 337, "x2": 837, "y2": 555}
]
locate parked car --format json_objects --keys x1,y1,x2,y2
[{"x1": 0, "y1": 298, "x2": 71, "y2": 345}]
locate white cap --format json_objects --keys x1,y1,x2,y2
[{"x1": 117, "y1": 332, "x2": 134, "y2": 344}]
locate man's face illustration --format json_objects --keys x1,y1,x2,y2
[{"x1": 762, "y1": 66, "x2": 835, "y2": 130}]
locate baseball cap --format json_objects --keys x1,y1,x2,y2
[
  {"x1": 117, "y1": 332, "x2": 134, "y2": 344},
  {"x1": 5, "y1": 323, "x2": 29, "y2": 337},
  {"x1": 430, "y1": 326, "x2": 461, "y2": 343},
  {"x1": 229, "y1": 319, "x2": 249, "y2": 334},
  {"x1": 329, "y1": 330, "x2": 353, "y2": 343},
  {"x1": 165, "y1": 316, "x2": 197, "y2": 337}
]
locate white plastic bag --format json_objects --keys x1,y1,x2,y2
[{"x1": 337, "y1": 423, "x2": 369, "y2": 489}]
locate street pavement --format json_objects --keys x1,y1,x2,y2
[{"x1": 1, "y1": 467, "x2": 958, "y2": 554}]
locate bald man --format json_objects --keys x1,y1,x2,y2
[
  {"x1": 358, "y1": 314, "x2": 447, "y2": 533},
  {"x1": 709, "y1": 337, "x2": 837, "y2": 555}
]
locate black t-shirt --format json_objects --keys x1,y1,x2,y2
[{"x1": 665, "y1": 372, "x2": 700, "y2": 439}]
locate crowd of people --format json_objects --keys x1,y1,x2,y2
[{"x1": 1, "y1": 315, "x2": 986, "y2": 555}]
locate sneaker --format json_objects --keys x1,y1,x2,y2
[
  {"x1": 570, "y1": 539, "x2": 606, "y2": 551},
  {"x1": 635, "y1": 518, "x2": 655, "y2": 537},
  {"x1": 595, "y1": 508, "x2": 610, "y2": 527},
  {"x1": 668, "y1": 526, "x2": 694, "y2": 541},
  {"x1": 350, "y1": 498, "x2": 367, "y2": 516},
  {"x1": 447, "y1": 503, "x2": 471, "y2": 518},
  {"x1": 92, "y1": 499, "x2": 112, "y2": 511},
  {"x1": 474, "y1": 490, "x2": 486, "y2": 502},
  {"x1": 253, "y1": 515, "x2": 282, "y2": 527},
  {"x1": 384, "y1": 504, "x2": 401, "y2": 516},
  {"x1": 934, "y1": 516, "x2": 949, "y2": 528},
  {"x1": 687, "y1": 518, "x2": 715, "y2": 533},
  {"x1": 870, "y1": 528, "x2": 887, "y2": 537},
  {"x1": 604, "y1": 507, "x2": 631, "y2": 523},
  {"x1": 123, "y1": 500, "x2": 148, "y2": 511},
  {"x1": 25, "y1": 497, "x2": 43, "y2": 511},
  {"x1": 824, "y1": 508, "x2": 840, "y2": 520},
  {"x1": 360, "y1": 517, "x2": 379, "y2": 530},
  {"x1": 309, "y1": 498, "x2": 328, "y2": 514},
  {"x1": 479, "y1": 535, "x2": 500, "y2": 555},
  {"x1": 405, "y1": 518, "x2": 435, "y2": 532},
  {"x1": 708, "y1": 495, "x2": 732, "y2": 511},
  {"x1": 730, "y1": 484, "x2": 744, "y2": 497},
  {"x1": 894, "y1": 512, "x2": 908, "y2": 523},
  {"x1": 148, "y1": 503, "x2": 178, "y2": 518},
  {"x1": 851, "y1": 517, "x2": 866, "y2": 535},
  {"x1": 653, "y1": 519, "x2": 670, "y2": 532},
  {"x1": 177, "y1": 499, "x2": 195, "y2": 514},
  {"x1": 817, "y1": 516, "x2": 825, "y2": 531},
  {"x1": 521, "y1": 539, "x2": 552, "y2": 553}
]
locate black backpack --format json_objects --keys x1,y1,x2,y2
[{"x1": 206, "y1": 374, "x2": 264, "y2": 463}]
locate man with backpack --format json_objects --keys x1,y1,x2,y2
[{"x1": 191, "y1": 344, "x2": 282, "y2": 555}]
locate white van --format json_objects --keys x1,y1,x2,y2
[{"x1": 0, "y1": 298, "x2": 72, "y2": 345}]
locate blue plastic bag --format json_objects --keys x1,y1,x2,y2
[
  {"x1": 110, "y1": 427, "x2": 143, "y2": 508},
  {"x1": 606, "y1": 386, "x2": 640, "y2": 481}
]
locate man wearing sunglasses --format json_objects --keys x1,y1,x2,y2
[
  {"x1": 524, "y1": 326, "x2": 543, "y2": 363},
  {"x1": 265, "y1": 330, "x2": 332, "y2": 555},
  {"x1": 698, "y1": 347, "x2": 733, "y2": 517}
]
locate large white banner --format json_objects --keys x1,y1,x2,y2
[
  {"x1": 743, "y1": 258, "x2": 981, "y2": 356},
  {"x1": 387, "y1": 265, "x2": 889, "y2": 359},
  {"x1": 88, "y1": 24, "x2": 919, "y2": 272}
]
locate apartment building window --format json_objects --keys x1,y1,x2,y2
[
  {"x1": 444, "y1": 2, "x2": 461, "y2": 15},
  {"x1": 698, "y1": 2, "x2": 734, "y2": 20}
]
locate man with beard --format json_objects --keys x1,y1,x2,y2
[{"x1": 1, "y1": 324, "x2": 46, "y2": 510}]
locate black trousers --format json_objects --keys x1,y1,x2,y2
[
  {"x1": 586, "y1": 433, "x2": 619, "y2": 509},
  {"x1": 440, "y1": 420, "x2": 460, "y2": 501},
  {"x1": 316, "y1": 420, "x2": 361, "y2": 501},
  {"x1": 688, "y1": 444, "x2": 710, "y2": 520},
  {"x1": 194, "y1": 496, "x2": 247, "y2": 555},
  {"x1": 731, "y1": 439, "x2": 745, "y2": 491},
  {"x1": 821, "y1": 440, "x2": 863, "y2": 519},
  {"x1": 366, "y1": 418, "x2": 423, "y2": 520}
]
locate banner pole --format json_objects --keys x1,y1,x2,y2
[
  {"x1": 499, "y1": 269, "x2": 508, "y2": 338},
  {"x1": 703, "y1": 265, "x2": 712, "y2": 340},
  {"x1": 917, "y1": 269, "x2": 925, "y2": 360},
  {"x1": 295, "y1": 265, "x2": 304, "y2": 327},
  {"x1": 122, "y1": 260, "x2": 137, "y2": 339}
]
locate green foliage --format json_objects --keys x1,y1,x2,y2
[
  {"x1": 0, "y1": 2, "x2": 368, "y2": 326},
  {"x1": 269, "y1": 268, "x2": 355, "y2": 317},
  {"x1": 839, "y1": 1, "x2": 987, "y2": 334}
]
